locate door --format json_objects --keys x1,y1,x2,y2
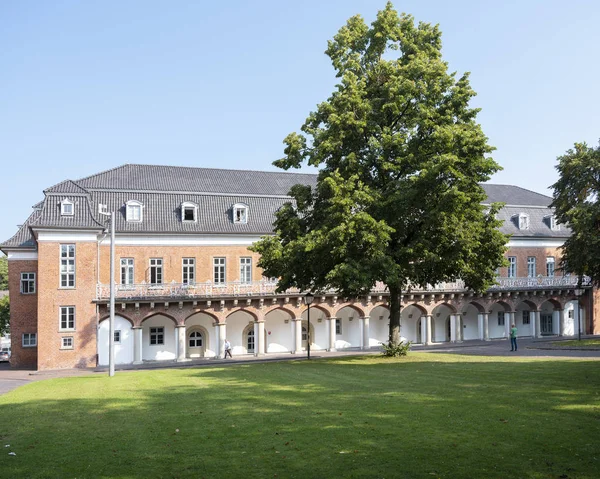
[
  {"x1": 446, "y1": 317, "x2": 451, "y2": 342},
  {"x1": 540, "y1": 314, "x2": 553, "y2": 335},
  {"x1": 246, "y1": 329, "x2": 255, "y2": 353},
  {"x1": 302, "y1": 326, "x2": 308, "y2": 350},
  {"x1": 187, "y1": 330, "x2": 204, "y2": 358}
]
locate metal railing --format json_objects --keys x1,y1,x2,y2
[{"x1": 95, "y1": 275, "x2": 590, "y2": 301}]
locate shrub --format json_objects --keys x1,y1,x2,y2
[{"x1": 381, "y1": 340, "x2": 411, "y2": 357}]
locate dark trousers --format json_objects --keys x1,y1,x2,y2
[
  {"x1": 510, "y1": 337, "x2": 517, "y2": 351},
  {"x1": 225, "y1": 349, "x2": 232, "y2": 358}
]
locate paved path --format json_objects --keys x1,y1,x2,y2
[{"x1": 1, "y1": 336, "x2": 598, "y2": 395}]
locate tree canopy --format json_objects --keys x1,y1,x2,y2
[
  {"x1": 0, "y1": 295, "x2": 9, "y2": 337},
  {"x1": 551, "y1": 141, "x2": 600, "y2": 286},
  {"x1": 251, "y1": 2, "x2": 507, "y2": 346},
  {"x1": 0, "y1": 255, "x2": 7, "y2": 291}
]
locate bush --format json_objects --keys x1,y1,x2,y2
[{"x1": 381, "y1": 340, "x2": 411, "y2": 357}]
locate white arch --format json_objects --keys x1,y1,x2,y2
[{"x1": 98, "y1": 316, "x2": 134, "y2": 366}]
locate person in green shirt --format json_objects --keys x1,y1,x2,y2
[{"x1": 510, "y1": 324, "x2": 518, "y2": 351}]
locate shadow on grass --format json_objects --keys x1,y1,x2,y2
[{"x1": 1, "y1": 356, "x2": 599, "y2": 479}]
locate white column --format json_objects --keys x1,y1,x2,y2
[
  {"x1": 215, "y1": 322, "x2": 226, "y2": 358},
  {"x1": 293, "y1": 318, "x2": 302, "y2": 354},
  {"x1": 328, "y1": 318, "x2": 337, "y2": 352},
  {"x1": 253, "y1": 321, "x2": 259, "y2": 357},
  {"x1": 176, "y1": 325, "x2": 186, "y2": 362},
  {"x1": 530, "y1": 310, "x2": 536, "y2": 337},
  {"x1": 133, "y1": 327, "x2": 142, "y2": 364},
  {"x1": 483, "y1": 313, "x2": 490, "y2": 341},
  {"x1": 534, "y1": 311, "x2": 542, "y2": 338},
  {"x1": 425, "y1": 315, "x2": 432, "y2": 345},
  {"x1": 477, "y1": 314, "x2": 484, "y2": 340},
  {"x1": 552, "y1": 310, "x2": 560, "y2": 335},
  {"x1": 506, "y1": 312, "x2": 514, "y2": 338},
  {"x1": 362, "y1": 316, "x2": 370, "y2": 350},
  {"x1": 257, "y1": 321, "x2": 265, "y2": 355},
  {"x1": 456, "y1": 314, "x2": 463, "y2": 342},
  {"x1": 420, "y1": 316, "x2": 426, "y2": 345},
  {"x1": 560, "y1": 309, "x2": 568, "y2": 336},
  {"x1": 450, "y1": 314, "x2": 457, "y2": 343}
]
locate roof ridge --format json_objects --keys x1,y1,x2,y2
[{"x1": 484, "y1": 183, "x2": 552, "y2": 200}]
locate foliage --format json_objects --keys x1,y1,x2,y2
[
  {"x1": 0, "y1": 255, "x2": 7, "y2": 291},
  {"x1": 251, "y1": 2, "x2": 508, "y2": 346},
  {"x1": 0, "y1": 295, "x2": 9, "y2": 336},
  {"x1": 381, "y1": 339, "x2": 411, "y2": 357},
  {"x1": 1, "y1": 356, "x2": 599, "y2": 478},
  {"x1": 550, "y1": 141, "x2": 600, "y2": 286}
]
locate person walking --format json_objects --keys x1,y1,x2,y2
[
  {"x1": 510, "y1": 324, "x2": 518, "y2": 351},
  {"x1": 224, "y1": 339, "x2": 232, "y2": 358}
]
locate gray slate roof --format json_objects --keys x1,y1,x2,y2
[{"x1": 1, "y1": 163, "x2": 565, "y2": 248}]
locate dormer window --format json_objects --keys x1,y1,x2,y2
[
  {"x1": 517, "y1": 213, "x2": 529, "y2": 230},
  {"x1": 547, "y1": 215, "x2": 560, "y2": 231},
  {"x1": 233, "y1": 203, "x2": 248, "y2": 224},
  {"x1": 181, "y1": 202, "x2": 198, "y2": 223},
  {"x1": 125, "y1": 200, "x2": 143, "y2": 222},
  {"x1": 60, "y1": 199, "x2": 74, "y2": 216}
]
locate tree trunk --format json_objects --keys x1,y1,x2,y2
[{"x1": 388, "y1": 284, "x2": 402, "y2": 346}]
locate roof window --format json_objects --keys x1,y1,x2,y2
[
  {"x1": 516, "y1": 213, "x2": 529, "y2": 230},
  {"x1": 125, "y1": 200, "x2": 143, "y2": 222},
  {"x1": 233, "y1": 203, "x2": 248, "y2": 224},
  {"x1": 181, "y1": 202, "x2": 198, "y2": 223},
  {"x1": 60, "y1": 199, "x2": 74, "y2": 216},
  {"x1": 546, "y1": 215, "x2": 560, "y2": 231}
]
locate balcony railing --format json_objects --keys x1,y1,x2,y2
[{"x1": 95, "y1": 276, "x2": 590, "y2": 301}]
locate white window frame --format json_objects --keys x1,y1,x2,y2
[
  {"x1": 150, "y1": 327, "x2": 164, "y2": 345},
  {"x1": 120, "y1": 258, "x2": 134, "y2": 285},
  {"x1": 546, "y1": 256, "x2": 555, "y2": 277},
  {"x1": 507, "y1": 256, "x2": 517, "y2": 278},
  {"x1": 233, "y1": 203, "x2": 249, "y2": 224},
  {"x1": 59, "y1": 306, "x2": 76, "y2": 331},
  {"x1": 547, "y1": 215, "x2": 560, "y2": 231},
  {"x1": 149, "y1": 258, "x2": 163, "y2": 285},
  {"x1": 240, "y1": 257, "x2": 252, "y2": 283},
  {"x1": 527, "y1": 257, "x2": 536, "y2": 278},
  {"x1": 22, "y1": 333, "x2": 37, "y2": 347},
  {"x1": 213, "y1": 257, "x2": 226, "y2": 285},
  {"x1": 61, "y1": 336, "x2": 74, "y2": 350},
  {"x1": 60, "y1": 199, "x2": 74, "y2": 216},
  {"x1": 60, "y1": 244, "x2": 76, "y2": 288},
  {"x1": 181, "y1": 202, "x2": 198, "y2": 223},
  {"x1": 182, "y1": 258, "x2": 196, "y2": 285},
  {"x1": 125, "y1": 200, "x2": 143, "y2": 222},
  {"x1": 518, "y1": 213, "x2": 530, "y2": 230},
  {"x1": 20, "y1": 272, "x2": 36, "y2": 294}
]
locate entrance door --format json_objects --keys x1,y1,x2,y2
[
  {"x1": 246, "y1": 329, "x2": 255, "y2": 353},
  {"x1": 446, "y1": 317, "x2": 451, "y2": 342},
  {"x1": 416, "y1": 319, "x2": 422, "y2": 344},
  {"x1": 302, "y1": 326, "x2": 308, "y2": 350},
  {"x1": 540, "y1": 314, "x2": 553, "y2": 335},
  {"x1": 187, "y1": 330, "x2": 204, "y2": 358}
]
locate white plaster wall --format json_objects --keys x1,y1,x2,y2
[
  {"x1": 265, "y1": 309, "x2": 294, "y2": 353},
  {"x1": 226, "y1": 311, "x2": 255, "y2": 355},
  {"x1": 462, "y1": 307, "x2": 479, "y2": 340},
  {"x1": 513, "y1": 303, "x2": 534, "y2": 337},
  {"x1": 431, "y1": 304, "x2": 453, "y2": 342},
  {"x1": 186, "y1": 313, "x2": 216, "y2": 357},
  {"x1": 400, "y1": 305, "x2": 423, "y2": 343},
  {"x1": 488, "y1": 304, "x2": 508, "y2": 339},
  {"x1": 563, "y1": 301, "x2": 579, "y2": 337},
  {"x1": 368, "y1": 306, "x2": 389, "y2": 346},
  {"x1": 142, "y1": 315, "x2": 176, "y2": 361},
  {"x1": 335, "y1": 307, "x2": 362, "y2": 349},
  {"x1": 300, "y1": 308, "x2": 328, "y2": 350},
  {"x1": 98, "y1": 316, "x2": 134, "y2": 366}
]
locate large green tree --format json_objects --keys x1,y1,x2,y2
[
  {"x1": 0, "y1": 255, "x2": 7, "y2": 291},
  {"x1": 251, "y1": 3, "x2": 507, "y2": 346},
  {"x1": 551, "y1": 141, "x2": 600, "y2": 285},
  {"x1": 0, "y1": 295, "x2": 9, "y2": 337}
]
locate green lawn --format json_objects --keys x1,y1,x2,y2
[
  {"x1": 551, "y1": 339, "x2": 600, "y2": 349},
  {"x1": 1, "y1": 354, "x2": 599, "y2": 479}
]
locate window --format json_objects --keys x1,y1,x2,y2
[
  {"x1": 246, "y1": 329, "x2": 255, "y2": 352},
  {"x1": 240, "y1": 257, "x2": 252, "y2": 283},
  {"x1": 150, "y1": 258, "x2": 163, "y2": 285},
  {"x1": 336, "y1": 319, "x2": 342, "y2": 335},
  {"x1": 233, "y1": 204, "x2": 248, "y2": 224},
  {"x1": 60, "y1": 244, "x2": 75, "y2": 288},
  {"x1": 61, "y1": 337, "x2": 73, "y2": 349},
  {"x1": 182, "y1": 258, "x2": 195, "y2": 284},
  {"x1": 181, "y1": 202, "x2": 198, "y2": 222},
  {"x1": 189, "y1": 331, "x2": 203, "y2": 348},
  {"x1": 546, "y1": 257, "x2": 555, "y2": 277},
  {"x1": 214, "y1": 257, "x2": 226, "y2": 284},
  {"x1": 522, "y1": 310, "x2": 530, "y2": 325},
  {"x1": 150, "y1": 327, "x2": 164, "y2": 345},
  {"x1": 527, "y1": 257, "x2": 536, "y2": 278},
  {"x1": 60, "y1": 199, "x2": 74, "y2": 216},
  {"x1": 114, "y1": 330, "x2": 121, "y2": 343},
  {"x1": 547, "y1": 215, "x2": 560, "y2": 231},
  {"x1": 22, "y1": 333, "x2": 37, "y2": 347},
  {"x1": 517, "y1": 213, "x2": 530, "y2": 230},
  {"x1": 20, "y1": 272, "x2": 36, "y2": 294},
  {"x1": 497, "y1": 311, "x2": 505, "y2": 326},
  {"x1": 126, "y1": 200, "x2": 143, "y2": 222},
  {"x1": 120, "y1": 258, "x2": 134, "y2": 285},
  {"x1": 568, "y1": 310, "x2": 574, "y2": 319},
  {"x1": 60, "y1": 306, "x2": 75, "y2": 331},
  {"x1": 507, "y1": 256, "x2": 516, "y2": 278}
]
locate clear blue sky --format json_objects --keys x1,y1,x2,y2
[{"x1": 1, "y1": 1, "x2": 599, "y2": 245}]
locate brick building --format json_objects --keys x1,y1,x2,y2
[{"x1": 1, "y1": 164, "x2": 595, "y2": 370}]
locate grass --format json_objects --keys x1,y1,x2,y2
[
  {"x1": 551, "y1": 339, "x2": 600, "y2": 349},
  {"x1": 1, "y1": 354, "x2": 599, "y2": 479}
]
